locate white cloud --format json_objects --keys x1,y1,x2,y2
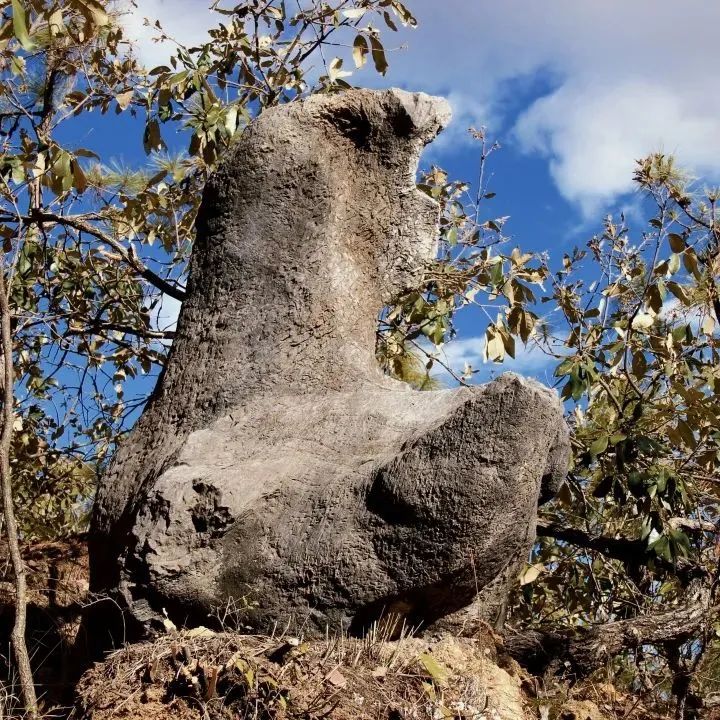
[
  {"x1": 422, "y1": 91, "x2": 493, "y2": 157},
  {"x1": 435, "y1": 336, "x2": 558, "y2": 386},
  {"x1": 514, "y1": 79, "x2": 720, "y2": 217},
  {"x1": 119, "y1": 0, "x2": 720, "y2": 211},
  {"x1": 120, "y1": 0, "x2": 216, "y2": 67},
  {"x1": 387, "y1": 0, "x2": 720, "y2": 210}
]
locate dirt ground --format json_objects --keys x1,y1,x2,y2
[{"x1": 0, "y1": 539, "x2": 669, "y2": 720}]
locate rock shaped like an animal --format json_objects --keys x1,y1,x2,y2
[{"x1": 90, "y1": 89, "x2": 570, "y2": 638}]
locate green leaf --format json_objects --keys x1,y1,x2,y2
[
  {"x1": 328, "y1": 57, "x2": 351, "y2": 83},
  {"x1": 631, "y1": 313, "x2": 655, "y2": 330},
  {"x1": 676, "y1": 419, "x2": 697, "y2": 450},
  {"x1": 224, "y1": 105, "x2": 238, "y2": 136},
  {"x1": 654, "y1": 468, "x2": 668, "y2": 494},
  {"x1": 554, "y1": 357, "x2": 574, "y2": 377},
  {"x1": 352, "y1": 34, "x2": 369, "y2": 68},
  {"x1": 47, "y1": 7, "x2": 63, "y2": 36},
  {"x1": 668, "y1": 233, "x2": 686, "y2": 253},
  {"x1": 484, "y1": 328, "x2": 505, "y2": 363},
  {"x1": 115, "y1": 89, "x2": 134, "y2": 111},
  {"x1": 519, "y1": 563, "x2": 544, "y2": 586},
  {"x1": 10, "y1": 54, "x2": 25, "y2": 76},
  {"x1": 72, "y1": 159, "x2": 87, "y2": 193},
  {"x1": 73, "y1": 148, "x2": 100, "y2": 159},
  {"x1": 683, "y1": 249, "x2": 701, "y2": 280},
  {"x1": 382, "y1": 11, "x2": 398, "y2": 31},
  {"x1": 168, "y1": 70, "x2": 189, "y2": 87},
  {"x1": 0, "y1": 18, "x2": 14, "y2": 44},
  {"x1": 419, "y1": 653, "x2": 449, "y2": 686},
  {"x1": 369, "y1": 34, "x2": 388, "y2": 75},
  {"x1": 666, "y1": 281, "x2": 691, "y2": 306},
  {"x1": 557, "y1": 482, "x2": 573, "y2": 506},
  {"x1": 342, "y1": 8, "x2": 366, "y2": 19},
  {"x1": 632, "y1": 351, "x2": 647, "y2": 379},
  {"x1": 647, "y1": 284, "x2": 663, "y2": 314},
  {"x1": 592, "y1": 474, "x2": 614, "y2": 498},
  {"x1": 627, "y1": 471, "x2": 644, "y2": 497},
  {"x1": 390, "y1": 0, "x2": 417, "y2": 26},
  {"x1": 701, "y1": 314, "x2": 716, "y2": 336},
  {"x1": 143, "y1": 119, "x2": 166, "y2": 154},
  {"x1": 669, "y1": 528, "x2": 691, "y2": 558},
  {"x1": 74, "y1": 0, "x2": 109, "y2": 27},
  {"x1": 589, "y1": 435, "x2": 609, "y2": 456},
  {"x1": 501, "y1": 329, "x2": 515, "y2": 359},
  {"x1": 650, "y1": 535, "x2": 672, "y2": 562},
  {"x1": 11, "y1": 0, "x2": 34, "y2": 51},
  {"x1": 566, "y1": 370, "x2": 585, "y2": 401}
]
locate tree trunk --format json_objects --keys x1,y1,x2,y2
[
  {"x1": 0, "y1": 268, "x2": 38, "y2": 717},
  {"x1": 504, "y1": 587, "x2": 712, "y2": 677}
]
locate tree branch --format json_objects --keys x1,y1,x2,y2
[
  {"x1": 23, "y1": 211, "x2": 187, "y2": 302},
  {"x1": 64, "y1": 321, "x2": 176, "y2": 341},
  {"x1": 0, "y1": 268, "x2": 38, "y2": 716},
  {"x1": 504, "y1": 585, "x2": 713, "y2": 677},
  {"x1": 536, "y1": 520, "x2": 648, "y2": 566},
  {"x1": 536, "y1": 519, "x2": 705, "y2": 583}
]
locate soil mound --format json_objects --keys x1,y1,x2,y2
[{"x1": 73, "y1": 627, "x2": 527, "y2": 720}]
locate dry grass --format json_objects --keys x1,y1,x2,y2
[{"x1": 71, "y1": 623, "x2": 530, "y2": 720}]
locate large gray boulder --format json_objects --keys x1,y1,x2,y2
[{"x1": 90, "y1": 88, "x2": 570, "y2": 638}]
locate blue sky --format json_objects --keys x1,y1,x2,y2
[{"x1": 116, "y1": 0, "x2": 720, "y2": 386}]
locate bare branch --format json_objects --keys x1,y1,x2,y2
[
  {"x1": 504, "y1": 584, "x2": 713, "y2": 677},
  {"x1": 536, "y1": 519, "x2": 705, "y2": 583},
  {"x1": 0, "y1": 266, "x2": 38, "y2": 716}
]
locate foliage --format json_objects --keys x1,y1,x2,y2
[
  {"x1": 518, "y1": 154, "x2": 719, "y2": 619},
  {"x1": 377, "y1": 132, "x2": 547, "y2": 385},
  {"x1": 380, "y1": 148, "x2": 719, "y2": 714},
  {"x1": 0, "y1": 0, "x2": 413, "y2": 538},
  {"x1": 512, "y1": 155, "x2": 720, "y2": 713}
]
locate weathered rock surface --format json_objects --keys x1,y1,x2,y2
[{"x1": 89, "y1": 88, "x2": 570, "y2": 639}]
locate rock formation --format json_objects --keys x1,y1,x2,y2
[{"x1": 89, "y1": 88, "x2": 570, "y2": 640}]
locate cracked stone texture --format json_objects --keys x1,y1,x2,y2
[{"x1": 89, "y1": 88, "x2": 570, "y2": 637}]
